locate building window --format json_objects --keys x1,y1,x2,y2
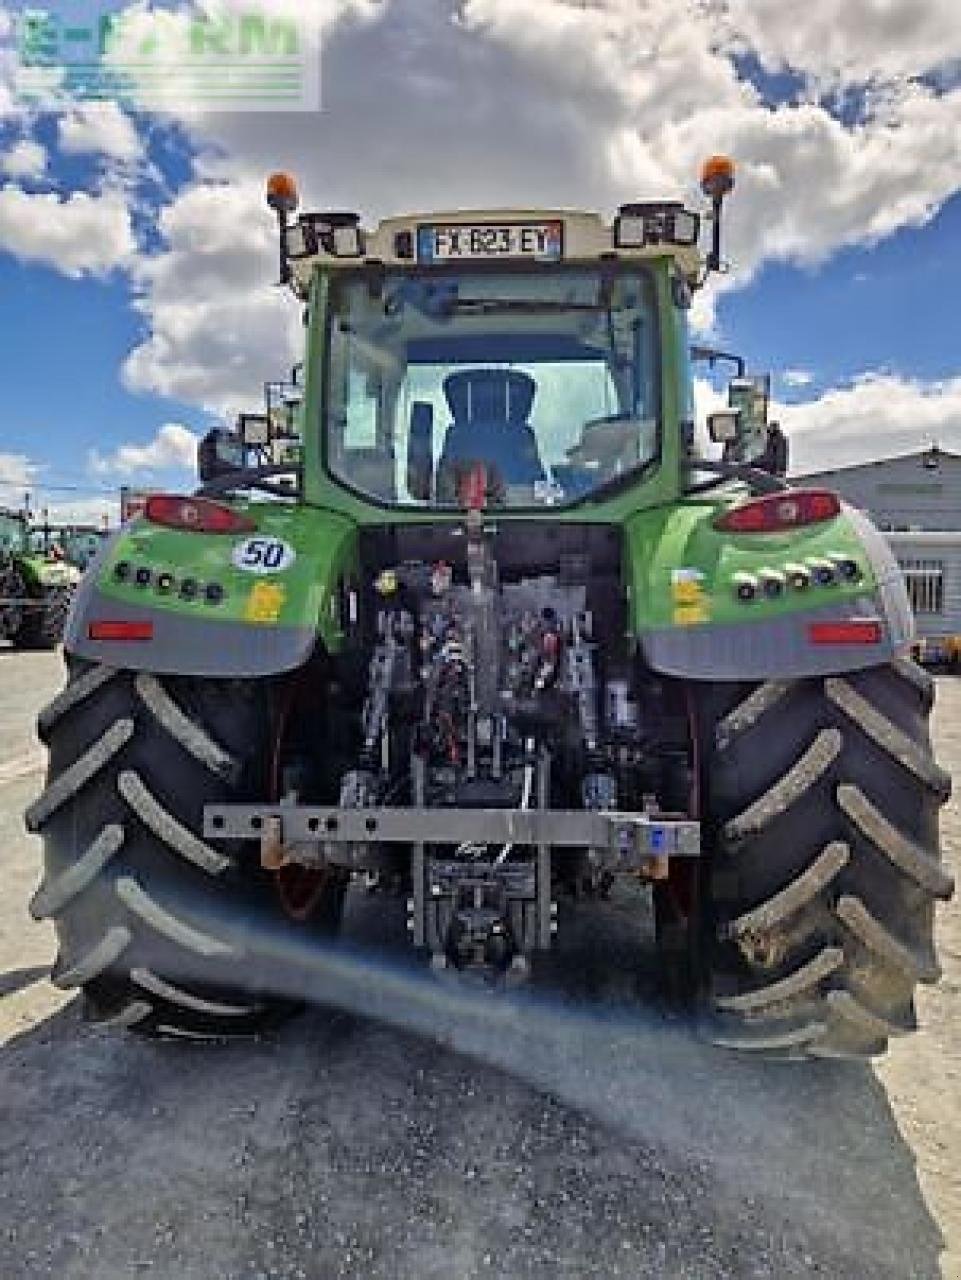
[{"x1": 898, "y1": 559, "x2": 944, "y2": 615}]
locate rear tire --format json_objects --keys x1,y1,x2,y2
[
  {"x1": 14, "y1": 586, "x2": 72, "y2": 649},
  {"x1": 27, "y1": 659, "x2": 340, "y2": 1039},
  {"x1": 0, "y1": 566, "x2": 27, "y2": 643},
  {"x1": 699, "y1": 659, "x2": 953, "y2": 1058}
]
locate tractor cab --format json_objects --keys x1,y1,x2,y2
[
  {"x1": 282, "y1": 201, "x2": 706, "y2": 518},
  {"x1": 201, "y1": 160, "x2": 774, "y2": 513},
  {"x1": 323, "y1": 255, "x2": 660, "y2": 510}
]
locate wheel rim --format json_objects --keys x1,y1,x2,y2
[{"x1": 269, "y1": 675, "x2": 341, "y2": 923}]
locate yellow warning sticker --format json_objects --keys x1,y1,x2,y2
[
  {"x1": 673, "y1": 601, "x2": 710, "y2": 626},
  {"x1": 245, "y1": 580, "x2": 286, "y2": 623},
  {"x1": 671, "y1": 568, "x2": 709, "y2": 626},
  {"x1": 672, "y1": 579, "x2": 703, "y2": 605}
]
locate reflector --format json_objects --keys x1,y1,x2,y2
[
  {"x1": 808, "y1": 620, "x2": 882, "y2": 646},
  {"x1": 89, "y1": 621, "x2": 154, "y2": 641}
]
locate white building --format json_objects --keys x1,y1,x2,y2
[{"x1": 798, "y1": 446, "x2": 961, "y2": 662}]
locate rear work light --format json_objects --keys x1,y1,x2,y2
[
  {"x1": 808, "y1": 619, "x2": 882, "y2": 646},
  {"x1": 89, "y1": 620, "x2": 154, "y2": 642},
  {"x1": 615, "y1": 202, "x2": 700, "y2": 248},
  {"x1": 144, "y1": 494, "x2": 255, "y2": 534},
  {"x1": 714, "y1": 489, "x2": 841, "y2": 534}
]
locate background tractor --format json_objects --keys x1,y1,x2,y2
[
  {"x1": 0, "y1": 506, "x2": 79, "y2": 649},
  {"x1": 28, "y1": 158, "x2": 953, "y2": 1057}
]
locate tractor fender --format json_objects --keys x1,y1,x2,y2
[
  {"x1": 627, "y1": 498, "x2": 912, "y2": 680},
  {"x1": 64, "y1": 505, "x2": 359, "y2": 678}
]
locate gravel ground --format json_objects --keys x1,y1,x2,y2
[{"x1": 0, "y1": 648, "x2": 958, "y2": 1279}]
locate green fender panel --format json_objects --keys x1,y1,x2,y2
[
  {"x1": 64, "y1": 504, "x2": 360, "y2": 677},
  {"x1": 625, "y1": 498, "x2": 913, "y2": 679}
]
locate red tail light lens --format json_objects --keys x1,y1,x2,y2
[
  {"x1": 89, "y1": 620, "x2": 154, "y2": 641},
  {"x1": 714, "y1": 489, "x2": 841, "y2": 534},
  {"x1": 143, "y1": 495, "x2": 255, "y2": 534}
]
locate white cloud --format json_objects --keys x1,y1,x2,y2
[
  {"x1": 41, "y1": 496, "x2": 120, "y2": 529},
  {"x1": 0, "y1": 454, "x2": 117, "y2": 526},
  {"x1": 88, "y1": 423, "x2": 201, "y2": 477},
  {"x1": 693, "y1": 375, "x2": 729, "y2": 456},
  {"x1": 688, "y1": 284, "x2": 719, "y2": 337},
  {"x1": 0, "y1": 184, "x2": 135, "y2": 276},
  {"x1": 723, "y1": 0, "x2": 961, "y2": 85},
  {"x1": 782, "y1": 368, "x2": 814, "y2": 387},
  {"x1": 0, "y1": 452, "x2": 38, "y2": 508},
  {"x1": 122, "y1": 180, "x2": 302, "y2": 414},
  {"x1": 456, "y1": 0, "x2": 961, "y2": 291},
  {"x1": 9, "y1": 0, "x2": 957, "y2": 429},
  {"x1": 779, "y1": 373, "x2": 961, "y2": 472},
  {"x1": 57, "y1": 102, "x2": 143, "y2": 162},
  {"x1": 689, "y1": 371, "x2": 961, "y2": 473},
  {"x1": 0, "y1": 139, "x2": 47, "y2": 180},
  {"x1": 155, "y1": 1, "x2": 961, "y2": 296}
]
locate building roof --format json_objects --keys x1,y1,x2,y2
[{"x1": 796, "y1": 445, "x2": 961, "y2": 481}]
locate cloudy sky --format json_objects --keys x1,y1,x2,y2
[{"x1": 0, "y1": 0, "x2": 960, "y2": 524}]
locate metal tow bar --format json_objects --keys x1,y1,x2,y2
[{"x1": 204, "y1": 802, "x2": 700, "y2": 873}]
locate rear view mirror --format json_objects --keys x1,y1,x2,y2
[
  {"x1": 725, "y1": 375, "x2": 770, "y2": 462},
  {"x1": 729, "y1": 375, "x2": 770, "y2": 427},
  {"x1": 707, "y1": 409, "x2": 740, "y2": 444},
  {"x1": 407, "y1": 401, "x2": 434, "y2": 501},
  {"x1": 197, "y1": 429, "x2": 244, "y2": 483}
]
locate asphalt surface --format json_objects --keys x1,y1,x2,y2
[{"x1": 0, "y1": 648, "x2": 958, "y2": 1279}]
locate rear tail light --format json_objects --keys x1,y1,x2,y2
[
  {"x1": 714, "y1": 489, "x2": 841, "y2": 534},
  {"x1": 808, "y1": 619, "x2": 882, "y2": 646},
  {"x1": 144, "y1": 494, "x2": 255, "y2": 534},
  {"x1": 89, "y1": 620, "x2": 154, "y2": 642}
]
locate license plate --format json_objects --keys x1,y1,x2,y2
[{"x1": 416, "y1": 221, "x2": 563, "y2": 262}]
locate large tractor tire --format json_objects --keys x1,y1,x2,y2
[
  {"x1": 14, "y1": 586, "x2": 72, "y2": 649},
  {"x1": 27, "y1": 659, "x2": 339, "y2": 1039},
  {"x1": 701, "y1": 658, "x2": 953, "y2": 1058},
  {"x1": 0, "y1": 565, "x2": 27, "y2": 643}
]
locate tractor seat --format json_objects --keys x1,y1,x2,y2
[{"x1": 437, "y1": 369, "x2": 545, "y2": 498}]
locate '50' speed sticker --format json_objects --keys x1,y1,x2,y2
[{"x1": 232, "y1": 536, "x2": 296, "y2": 574}]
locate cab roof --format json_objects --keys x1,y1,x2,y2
[{"x1": 287, "y1": 207, "x2": 703, "y2": 295}]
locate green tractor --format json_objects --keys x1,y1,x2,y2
[
  {"x1": 28, "y1": 520, "x2": 108, "y2": 573},
  {"x1": 0, "y1": 507, "x2": 79, "y2": 649},
  {"x1": 28, "y1": 159, "x2": 953, "y2": 1057}
]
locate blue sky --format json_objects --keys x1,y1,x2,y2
[
  {"x1": 723, "y1": 191, "x2": 961, "y2": 391},
  {"x1": 0, "y1": 0, "x2": 960, "y2": 523}
]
